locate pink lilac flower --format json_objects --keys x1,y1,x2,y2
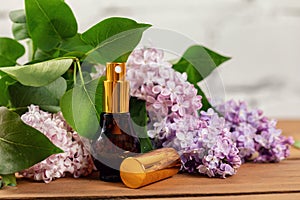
[
  {"x1": 216, "y1": 100, "x2": 294, "y2": 163},
  {"x1": 20, "y1": 105, "x2": 94, "y2": 183},
  {"x1": 127, "y1": 48, "x2": 202, "y2": 119},
  {"x1": 127, "y1": 48, "x2": 241, "y2": 178}
]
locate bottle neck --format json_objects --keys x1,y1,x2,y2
[{"x1": 102, "y1": 113, "x2": 134, "y2": 136}]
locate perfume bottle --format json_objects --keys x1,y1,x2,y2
[{"x1": 92, "y1": 62, "x2": 141, "y2": 182}]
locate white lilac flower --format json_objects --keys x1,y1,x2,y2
[
  {"x1": 216, "y1": 100, "x2": 294, "y2": 162},
  {"x1": 20, "y1": 105, "x2": 94, "y2": 183}
]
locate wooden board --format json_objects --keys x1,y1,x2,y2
[
  {"x1": 0, "y1": 120, "x2": 300, "y2": 199},
  {"x1": 135, "y1": 193, "x2": 300, "y2": 200}
]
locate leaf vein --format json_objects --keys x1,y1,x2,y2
[
  {"x1": 33, "y1": 0, "x2": 62, "y2": 41},
  {"x1": 0, "y1": 137, "x2": 60, "y2": 151}
]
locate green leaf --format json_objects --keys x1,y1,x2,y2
[
  {"x1": 9, "y1": 77, "x2": 67, "y2": 113},
  {"x1": 129, "y1": 97, "x2": 153, "y2": 153},
  {"x1": 0, "y1": 107, "x2": 63, "y2": 175},
  {"x1": 293, "y1": 140, "x2": 300, "y2": 149},
  {"x1": 82, "y1": 17, "x2": 151, "y2": 64},
  {"x1": 12, "y1": 23, "x2": 30, "y2": 40},
  {"x1": 25, "y1": 0, "x2": 78, "y2": 51},
  {"x1": 173, "y1": 45, "x2": 230, "y2": 111},
  {"x1": 33, "y1": 48, "x2": 60, "y2": 61},
  {"x1": 0, "y1": 58, "x2": 73, "y2": 87},
  {"x1": 26, "y1": 39, "x2": 36, "y2": 62},
  {"x1": 0, "y1": 174, "x2": 17, "y2": 187},
  {"x1": 0, "y1": 71, "x2": 16, "y2": 107},
  {"x1": 9, "y1": 10, "x2": 29, "y2": 41},
  {"x1": 203, "y1": 47, "x2": 231, "y2": 67},
  {"x1": 76, "y1": 71, "x2": 92, "y2": 85},
  {"x1": 173, "y1": 45, "x2": 230, "y2": 83},
  {"x1": 60, "y1": 78, "x2": 101, "y2": 139},
  {"x1": 94, "y1": 76, "x2": 105, "y2": 116},
  {"x1": 60, "y1": 89, "x2": 75, "y2": 128},
  {"x1": 59, "y1": 34, "x2": 93, "y2": 59},
  {"x1": 0, "y1": 38, "x2": 25, "y2": 67},
  {"x1": 9, "y1": 9, "x2": 26, "y2": 23}
]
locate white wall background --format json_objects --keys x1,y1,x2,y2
[{"x1": 1, "y1": 0, "x2": 299, "y2": 119}]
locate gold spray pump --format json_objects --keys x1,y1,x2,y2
[{"x1": 103, "y1": 62, "x2": 129, "y2": 113}]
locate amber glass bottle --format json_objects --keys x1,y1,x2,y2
[{"x1": 92, "y1": 62, "x2": 141, "y2": 182}]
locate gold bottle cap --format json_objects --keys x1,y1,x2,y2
[
  {"x1": 103, "y1": 62, "x2": 129, "y2": 113},
  {"x1": 120, "y1": 148, "x2": 181, "y2": 189},
  {"x1": 120, "y1": 158, "x2": 146, "y2": 188}
]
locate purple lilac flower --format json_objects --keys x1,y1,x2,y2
[
  {"x1": 204, "y1": 110, "x2": 241, "y2": 176},
  {"x1": 127, "y1": 48, "x2": 241, "y2": 178},
  {"x1": 20, "y1": 105, "x2": 94, "y2": 183},
  {"x1": 216, "y1": 100, "x2": 294, "y2": 162}
]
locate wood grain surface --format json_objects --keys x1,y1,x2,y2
[{"x1": 0, "y1": 120, "x2": 300, "y2": 200}]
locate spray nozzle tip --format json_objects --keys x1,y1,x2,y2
[{"x1": 106, "y1": 62, "x2": 126, "y2": 81}]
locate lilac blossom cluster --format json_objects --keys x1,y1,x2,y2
[
  {"x1": 127, "y1": 48, "x2": 202, "y2": 119},
  {"x1": 153, "y1": 109, "x2": 241, "y2": 178},
  {"x1": 20, "y1": 105, "x2": 94, "y2": 183},
  {"x1": 217, "y1": 100, "x2": 294, "y2": 163},
  {"x1": 127, "y1": 48, "x2": 242, "y2": 177}
]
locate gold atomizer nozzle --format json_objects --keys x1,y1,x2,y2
[
  {"x1": 104, "y1": 62, "x2": 129, "y2": 113},
  {"x1": 120, "y1": 148, "x2": 181, "y2": 189}
]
